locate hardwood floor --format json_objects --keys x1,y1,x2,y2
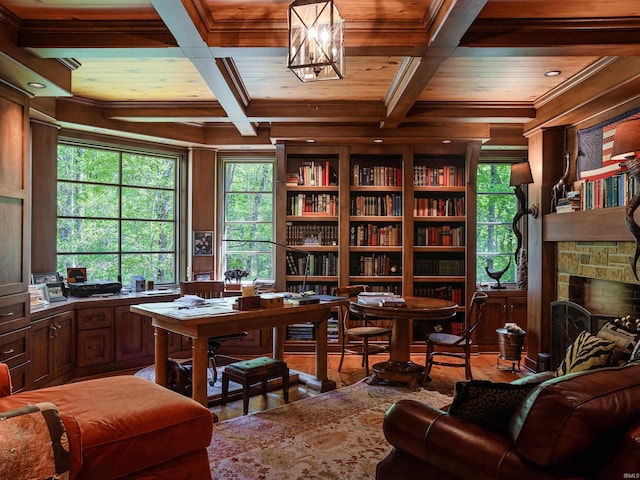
[{"x1": 212, "y1": 352, "x2": 528, "y2": 421}]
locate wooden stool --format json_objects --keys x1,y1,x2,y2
[{"x1": 221, "y1": 356, "x2": 289, "y2": 415}]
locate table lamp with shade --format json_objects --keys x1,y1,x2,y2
[{"x1": 611, "y1": 118, "x2": 640, "y2": 280}]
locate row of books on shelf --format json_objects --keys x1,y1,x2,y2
[
  {"x1": 288, "y1": 193, "x2": 338, "y2": 216},
  {"x1": 573, "y1": 171, "x2": 640, "y2": 211},
  {"x1": 414, "y1": 258, "x2": 465, "y2": 276},
  {"x1": 352, "y1": 164, "x2": 402, "y2": 186},
  {"x1": 350, "y1": 194, "x2": 402, "y2": 216},
  {"x1": 414, "y1": 196, "x2": 465, "y2": 217},
  {"x1": 286, "y1": 323, "x2": 316, "y2": 340},
  {"x1": 285, "y1": 252, "x2": 338, "y2": 276},
  {"x1": 415, "y1": 225, "x2": 464, "y2": 246},
  {"x1": 414, "y1": 285, "x2": 464, "y2": 304},
  {"x1": 287, "y1": 161, "x2": 337, "y2": 187},
  {"x1": 351, "y1": 254, "x2": 400, "y2": 276},
  {"x1": 350, "y1": 223, "x2": 402, "y2": 246},
  {"x1": 286, "y1": 223, "x2": 338, "y2": 246},
  {"x1": 414, "y1": 165, "x2": 465, "y2": 187},
  {"x1": 285, "y1": 283, "x2": 335, "y2": 295}
]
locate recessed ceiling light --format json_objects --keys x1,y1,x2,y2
[
  {"x1": 306, "y1": 139, "x2": 316, "y2": 143},
  {"x1": 442, "y1": 139, "x2": 452, "y2": 144},
  {"x1": 27, "y1": 82, "x2": 46, "y2": 89},
  {"x1": 373, "y1": 139, "x2": 384, "y2": 144},
  {"x1": 545, "y1": 70, "x2": 561, "y2": 77}
]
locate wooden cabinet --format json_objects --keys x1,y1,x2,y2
[
  {"x1": 0, "y1": 87, "x2": 31, "y2": 388},
  {"x1": 114, "y1": 305, "x2": 153, "y2": 361},
  {"x1": 476, "y1": 289, "x2": 527, "y2": 351},
  {"x1": 30, "y1": 311, "x2": 74, "y2": 389},
  {"x1": 76, "y1": 307, "x2": 114, "y2": 368}
]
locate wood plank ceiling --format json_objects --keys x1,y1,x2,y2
[{"x1": 1, "y1": 0, "x2": 640, "y2": 150}]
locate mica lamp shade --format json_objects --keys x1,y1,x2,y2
[{"x1": 509, "y1": 161, "x2": 534, "y2": 187}]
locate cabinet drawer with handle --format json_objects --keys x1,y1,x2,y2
[
  {"x1": 76, "y1": 307, "x2": 114, "y2": 330},
  {"x1": 0, "y1": 326, "x2": 28, "y2": 368},
  {"x1": 0, "y1": 293, "x2": 28, "y2": 335}
]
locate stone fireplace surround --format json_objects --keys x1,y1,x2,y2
[{"x1": 552, "y1": 240, "x2": 640, "y2": 367}]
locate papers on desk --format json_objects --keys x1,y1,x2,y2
[{"x1": 137, "y1": 298, "x2": 235, "y2": 319}]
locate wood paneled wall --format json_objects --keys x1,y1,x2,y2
[{"x1": 30, "y1": 121, "x2": 58, "y2": 273}]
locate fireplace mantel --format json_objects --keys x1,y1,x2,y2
[{"x1": 543, "y1": 207, "x2": 636, "y2": 242}]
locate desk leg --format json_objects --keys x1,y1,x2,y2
[
  {"x1": 154, "y1": 327, "x2": 169, "y2": 388},
  {"x1": 191, "y1": 337, "x2": 209, "y2": 407},
  {"x1": 273, "y1": 325, "x2": 285, "y2": 361},
  {"x1": 306, "y1": 317, "x2": 336, "y2": 393}
]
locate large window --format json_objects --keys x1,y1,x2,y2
[
  {"x1": 476, "y1": 162, "x2": 519, "y2": 285},
  {"x1": 221, "y1": 158, "x2": 275, "y2": 279},
  {"x1": 57, "y1": 142, "x2": 178, "y2": 286}
]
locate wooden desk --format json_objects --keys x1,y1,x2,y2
[
  {"x1": 131, "y1": 297, "x2": 347, "y2": 407},
  {"x1": 350, "y1": 296, "x2": 458, "y2": 391}
]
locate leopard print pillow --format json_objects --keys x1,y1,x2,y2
[{"x1": 449, "y1": 380, "x2": 536, "y2": 434}]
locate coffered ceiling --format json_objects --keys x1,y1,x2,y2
[{"x1": 1, "y1": 0, "x2": 640, "y2": 150}]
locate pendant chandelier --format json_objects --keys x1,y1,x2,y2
[{"x1": 287, "y1": 0, "x2": 344, "y2": 82}]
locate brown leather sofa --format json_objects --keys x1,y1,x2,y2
[
  {"x1": 0, "y1": 363, "x2": 214, "y2": 479},
  {"x1": 377, "y1": 362, "x2": 640, "y2": 480}
]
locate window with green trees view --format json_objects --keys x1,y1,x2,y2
[
  {"x1": 476, "y1": 162, "x2": 518, "y2": 285},
  {"x1": 222, "y1": 158, "x2": 275, "y2": 280},
  {"x1": 57, "y1": 143, "x2": 178, "y2": 286}
]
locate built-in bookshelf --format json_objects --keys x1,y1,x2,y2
[
  {"x1": 276, "y1": 144, "x2": 478, "y2": 350},
  {"x1": 282, "y1": 151, "x2": 341, "y2": 295},
  {"x1": 348, "y1": 153, "x2": 403, "y2": 293}
]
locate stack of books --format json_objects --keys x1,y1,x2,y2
[{"x1": 556, "y1": 191, "x2": 581, "y2": 213}]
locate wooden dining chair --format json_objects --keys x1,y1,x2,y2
[
  {"x1": 335, "y1": 285, "x2": 392, "y2": 376},
  {"x1": 179, "y1": 280, "x2": 248, "y2": 385},
  {"x1": 423, "y1": 291, "x2": 488, "y2": 383}
]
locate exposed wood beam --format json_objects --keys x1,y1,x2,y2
[
  {"x1": 149, "y1": 0, "x2": 256, "y2": 136},
  {"x1": 56, "y1": 97, "x2": 208, "y2": 146},
  {"x1": 407, "y1": 102, "x2": 536, "y2": 123},
  {"x1": 382, "y1": 0, "x2": 488, "y2": 129},
  {"x1": 461, "y1": 18, "x2": 640, "y2": 49},
  {"x1": 247, "y1": 100, "x2": 387, "y2": 123},
  {"x1": 270, "y1": 123, "x2": 490, "y2": 144},
  {"x1": 103, "y1": 101, "x2": 228, "y2": 122}
]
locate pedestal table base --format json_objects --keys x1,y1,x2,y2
[{"x1": 366, "y1": 360, "x2": 425, "y2": 392}]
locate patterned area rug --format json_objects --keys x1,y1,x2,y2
[{"x1": 207, "y1": 380, "x2": 452, "y2": 480}]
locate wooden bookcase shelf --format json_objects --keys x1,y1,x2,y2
[{"x1": 276, "y1": 143, "x2": 480, "y2": 347}]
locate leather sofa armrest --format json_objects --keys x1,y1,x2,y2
[
  {"x1": 382, "y1": 399, "x2": 555, "y2": 480},
  {"x1": 0, "y1": 363, "x2": 11, "y2": 397}
]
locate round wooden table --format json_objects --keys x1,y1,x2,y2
[{"x1": 350, "y1": 296, "x2": 458, "y2": 391}]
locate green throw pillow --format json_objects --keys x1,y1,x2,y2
[
  {"x1": 596, "y1": 322, "x2": 640, "y2": 364},
  {"x1": 556, "y1": 330, "x2": 617, "y2": 377},
  {"x1": 448, "y1": 380, "x2": 536, "y2": 434}
]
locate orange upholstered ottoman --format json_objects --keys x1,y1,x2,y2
[{"x1": 0, "y1": 374, "x2": 214, "y2": 480}]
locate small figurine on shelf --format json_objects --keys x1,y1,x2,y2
[{"x1": 485, "y1": 257, "x2": 511, "y2": 289}]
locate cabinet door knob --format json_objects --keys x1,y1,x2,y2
[
  {"x1": 49, "y1": 325, "x2": 57, "y2": 338},
  {"x1": 0, "y1": 312, "x2": 14, "y2": 317},
  {"x1": 509, "y1": 305, "x2": 514, "y2": 313},
  {"x1": 1, "y1": 348, "x2": 15, "y2": 355}
]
